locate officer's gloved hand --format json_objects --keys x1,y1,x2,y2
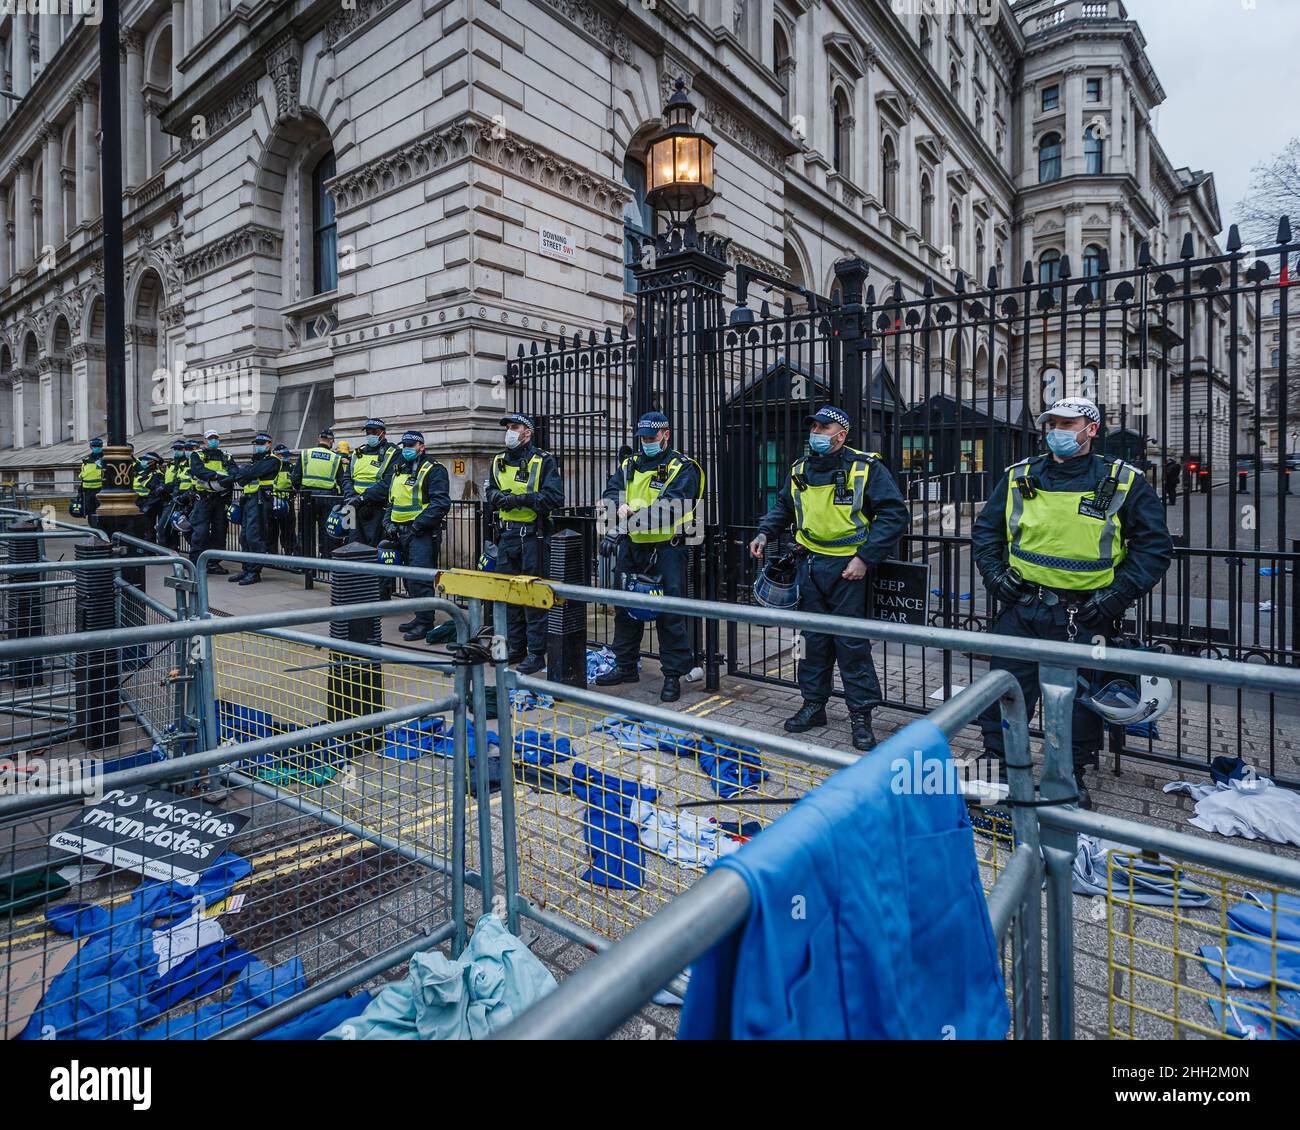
[
  {"x1": 990, "y1": 569, "x2": 1032, "y2": 605},
  {"x1": 345, "y1": 494, "x2": 363, "y2": 508},
  {"x1": 384, "y1": 524, "x2": 399, "y2": 542},
  {"x1": 598, "y1": 531, "x2": 621, "y2": 559},
  {"x1": 1075, "y1": 590, "x2": 1129, "y2": 632}
]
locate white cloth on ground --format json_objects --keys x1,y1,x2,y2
[
  {"x1": 150, "y1": 912, "x2": 227, "y2": 978},
  {"x1": 630, "y1": 800, "x2": 743, "y2": 868},
  {"x1": 1162, "y1": 776, "x2": 1300, "y2": 847}
]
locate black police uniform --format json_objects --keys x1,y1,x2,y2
[
  {"x1": 290, "y1": 435, "x2": 345, "y2": 556},
  {"x1": 157, "y1": 447, "x2": 188, "y2": 547},
  {"x1": 135, "y1": 459, "x2": 167, "y2": 533},
  {"x1": 486, "y1": 440, "x2": 564, "y2": 660},
  {"x1": 341, "y1": 429, "x2": 398, "y2": 546},
  {"x1": 600, "y1": 448, "x2": 704, "y2": 680},
  {"x1": 971, "y1": 449, "x2": 1173, "y2": 774},
  {"x1": 378, "y1": 448, "x2": 451, "y2": 635},
  {"x1": 756, "y1": 445, "x2": 909, "y2": 723},
  {"x1": 188, "y1": 443, "x2": 238, "y2": 570},
  {"x1": 77, "y1": 445, "x2": 104, "y2": 526},
  {"x1": 226, "y1": 445, "x2": 282, "y2": 582}
]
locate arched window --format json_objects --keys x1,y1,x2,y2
[
  {"x1": 311, "y1": 151, "x2": 338, "y2": 294},
  {"x1": 996, "y1": 129, "x2": 1004, "y2": 159},
  {"x1": 1083, "y1": 244, "x2": 1103, "y2": 299},
  {"x1": 832, "y1": 89, "x2": 850, "y2": 175},
  {"x1": 920, "y1": 174, "x2": 933, "y2": 244},
  {"x1": 976, "y1": 228, "x2": 986, "y2": 287},
  {"x1": 1039, "y1": 249, "x2": 1063, "y2": 304},
  {"x1": 950, "y1": 204, "x2": 962, "y2": 268},
  {"x1": 774, "y1": 24, "x2": 792, "y2": 119},
  {"x1": 623, "y1": 155, "x2": 654, "y2": 294},
  {"x1": 1084, "y1": 125, "x2": 1104, "y2": 175},
  {"x1": 975, "y1": 99, "x2": 984, "y2": 134},
  {"x1": 881, "y1": 134, "x2": 898, "y2": 215},
  {"x1": 950, "y1": 63, "x2": 961, "y2": 101},
  {"x1": 1274, "y1": 349, "x2": 1282, "y2": 368},
  {"x1": 919, "y1": 18, "x2": 932, "y2": 62},
  {"x1": 1039, "y1": 132, "x2": 1062, "y2": 183}
]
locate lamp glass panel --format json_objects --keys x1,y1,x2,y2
[
  {"x1": 675, "y1": 137, "x2": 700, "y2": 183},
  {"x1": 650, "y1": 138, "x2": 674, "y2": 191}
]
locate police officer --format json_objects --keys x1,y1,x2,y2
[
  {"x1": 377, "y1": 431, "x2": 451, "y2": 641},
  {"x1": 225, "y1": 432, "x2": 281, "y2": 586},
  {"x1": 158, "y1": 439, "x2": 190, "y2": 547},
  {"x1": 269, "y1": 443, "x2": 297, "y2": 554},
  {"x1": 749, "y1": 406, "x2": 909, "y2": 751},
  {"x1": 77, "y1": 436, "x2": 105, "y2": 525},
  {"x1": 188, "y1": 428, "x2": 238, "y2": 575},
  {"x1": 133, "y1": 452, "x2": 167, "y2": 534},
  {"x1": 341, "y1": 418, "x2": 396, "y2": 545},
  {"x1": 485, "y1": 412, "x2": 564, "y2": 673},
  {"x1": 292, "y1": 427, "x2": 345, "y2": 555},
  {"x1": 596, "y1": 411, "x2": 705, "y2": 703},
  {"x1": 972, "y1": 397, "x2": 1173, "y2": 809}
]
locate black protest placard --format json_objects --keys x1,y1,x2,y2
[
  {"x1": 49, "y1": 788, "x2": 249, "y2": 885},
  {"x1": 869, "y1": 560, "x2": 931, "y2": 626}
]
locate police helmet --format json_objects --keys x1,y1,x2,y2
[
  {"x1": 477, "y1": 540, "x2": 498, "y2": 572},
  {"x1": 753, "y1": 552, "x2": 800, "y2": 610},
  {"x1": 376, "y1": 540, "x2": 399, "y2": 567},
  {"x1": 1077, "y1": 674, "x2": 1174, "y2": 726},
  {"x1": 225, "y1": 500, "x2": 243, "y2": 524},
  {"x1": 69, "y1": 498, "x2": 84, "y2": 518},
  {"x1": 325, "y1": 504, "x2": 353, "y2": 541},
  {"x1": 171, "y1": 510, "x2": 193, "y2": 534},
  {"x1": 624, "y1": 572, "x2": 664, "y2": 622},
  {"x1": 271, "y1": 494, "x2": 289, "y2": 514}
]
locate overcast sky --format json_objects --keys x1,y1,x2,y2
[{"x1": 1121, "y1": 0, "x2": 1300, "y2": 241}]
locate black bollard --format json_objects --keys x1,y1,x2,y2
[
  {"x1": 326, "y1": 541, "x2": 384, "y2": 756},
  {"x1": 74, "y1": 538, "x2": 120, "y2": 749},
  {"x1": 545, "y1": 527, "x2": 586, "y2": 688},
  {"x1": 4, "y1": 520, "x2": 44, "y2": 688}
]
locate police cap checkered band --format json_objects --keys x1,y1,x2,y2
[
  {"x1": 254, "y1": 432, "x2": 272, "y2": 443},
  {"x1": 806, "y1": 405, "x2": 850, "y2": 429},
  {"x1": 1036, "y1": 398, "x2": 1101, "y2": 426},
  {"x1": 204, "y1": 429, "x2": 220, "y2": 439},
  {"x1": 170, "y1": 440, "x2": 185, "y2": 450},
  {"x1": 635, "y1": 411, "x2": 670, "y2": 437},
  {"x1": 273, "y1": 444, "x2": 291, "y2": 455},
  {"x1": 142, "y1": 452, "x2": 161, "y2": 462},
  {"x1": 363, "y1": 418, "x2": 387, "y2": 431},
  {"x1": 90, "y1": 436, "x2": 104, "y2": 444},
  {"x1": 401, "y1": 430, "x2": 424, "y2": 445},
  {"x1": 500, "y1": 412, "x2": 536, "y2": 429},
  {"x1": 319, "y1": 427, "x2": 335, "y2": 439}
]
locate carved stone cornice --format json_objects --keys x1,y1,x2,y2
[
  {"x1": 728, "y1": 243, "x2": 788, "y2": 280},
  {"x1": 266, "y1": 32, "x2": 302, "y2": 123},
  {"x1": 326, "y1": 116, "x2": 632, "y2": 219},
  {"x1": 160, "y1": 304, "x2": 186, "y2": 328},
  {"x1": 176, "y1": 222, "x2": 282, "y2": 283},
  {"x1": 659, "y1": 69, "x2": 787, "y2": 172},
  {"x1": 176, "y1": 81, "x2": 258, "y2": 155},
  {"x1": 72, "y1": 79, "x2": 98, "y2": 103},
  {"x1": 323, "y1": 0, "x2": 404, "y2": 49},
  {"x1": 534, "y1": 0, "x2": 630, "y2": 63},
  {"x1": 121, "y1": 28, "x2": 143, "y2": 54},
  {"x1": 1065, "y1": 201, "x2": 1086, "y2": 216}
]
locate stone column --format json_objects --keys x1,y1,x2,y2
[
  {"x1": 1021, "y1": 88, "x2": 1035, "y2": 190},
  {"x1": 123, "y1": 30, "x2": 145, "y2": 190},
  {"x1": 1064, "y1": 66, "x2": 1084, "y2": 177},
  {"x1": 900, "y1": 96, "x2": 916, "y2": 229},
  {"x1": 1108, "y1": 67, "x2": 1124, "y2": 174},
  {"x1": 13, "y1": 158, "x2": 32, "y2": 269},
  {"x1": 0, "y1": 186, "x2": 9, "y2": 286},
  {"x1": 12, "y1": 11, "x2": 29, "y2": 96},
  {"x1": 1065, "y1": 202, "x2": 1084, "y2": 283},
  {"x1": 862, "y1": 47, "x2": 877, "y2": 213},
  {"x1": 41, "y1": 126, "x2": 61, "y2": 251},
  {"x1": 171, "y1": 0, "x2": 186, "y2": 90},
  {"x1": 1018, "y1": 213, "x2": 1035, "y2": 275},
  {"x1": 1109, "y1": 202, "x2": 1124, "y2": 271},
  {"x1": 79, "y1": 85, "x2": 99, "y2": 219},
  {"x1": 74, "y1": 83, "x2": 90, "y2": 225},
  {"x1": 1137, "y1": 116, "x2": 1150, "y2": 196},
  {"x1": 39, "y1": 11, "x2": 57, "y2": 68}
]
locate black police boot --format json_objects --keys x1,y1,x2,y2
[
  {"x1": 397, "y1": 619, "x2": 420, "y2": 633},
  {"x1": 784, "y1": 702, "x2": 828, "y2": 733},
  {"x1": 507, "y1": 651, "x2": 527, "y2": 665},
  {"x1": 660, "y1": 675, "x2": 681, "y2": 703},
  {"x1": 594, "y1": 667, "x2": 639, "y2": 687},
  {"x1": 849, "y1": 711, "x2": 877, "y2": 752},
  {"x1": 517, "y1": 654, "x2": 546, "y2": 675},
  {"x1": 238, "y1": 572, "x2": 261, "y2": 586},
  {"x1": 207, "y1": 563, "x2": 229, "y2": 575},
  {"x1": 226, "y1": 569, "x2": 249, "y2": 582},
  {"x1": 1074, "y1": 767, "x2": 1093, "y2": 810},
  {"x1": 402, "y1": 624, "x2": 428, "y2": 642}
]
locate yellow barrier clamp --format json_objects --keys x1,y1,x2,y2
[{"x1": 436, "y1": 568, "x2": 558, "y2": 609}]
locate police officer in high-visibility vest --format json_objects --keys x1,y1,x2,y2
[
  {"x1": 188, "y1": 428, "x2": 238, "y2": 574},
  {"x1": 379, "y1": 431, "x2": 451, "y2": 641},
  {"x1": 486, "y1": 412, "x2": 564, "y2": 673},
  {"x1": 77, "y1": 436, "x2": 105, "y2": 525},
  {"x1": 595, "y1": 411, "x2": 705, "y2": 703},
  {"x1": 133, "y1": 452, "x2": 167, "y2": 533},
  {"x1": 225, "y1": 432, "x2": 282, "y2": 586},
  {"x1": 749, "y1": 406, "x2": 909, "y2": 751},
  {"x1": 341, "y1": 418, "x2": 396, "y2": 545},
  {"x1": 269, "y1": 443, "x2": 296, "y2": 555},
  {"x1": 292, "y1": 427, "x2": 345, "y2": 554},
  {"x1": 972, "y1": 398, "x2": 1173, "y2": 809},
  {"x1": 158, "y1": 439, "x2": 189, "y2": 547}
]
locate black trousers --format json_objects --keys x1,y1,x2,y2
[
  {"x1": 497, "y1": 527, "x2": 547, "y2": 657},
  {"x1": 239, "y1": 493, "x2": 270, "y2": 573},
  {"x1": 977, "y1": 600, "x2": 1102, "y2": 770},
  {"x1": 796, "y1": 551, "x2": 882, "y2": 714},
  {"x1": 189, "y1": 494, "x2": 229, "y2": 564},
  {"x1": 351, "y1": 500, "x2": 385, "y2": 548},
  {"x1": 396, "y1": 525, "x2": 442, "y2": 627},
  {"x1": 612, "y1": 539, "x2": 693, "y2": 677},
  {"x1": 269, "y1": 497, "x2": 295, "y2": 555},
  {"x1": 81, "y1": 488, "x2": 100, "y2": 528},
  {"x1": 301, "y1": 491, "x2": 337, "y2": 558}
]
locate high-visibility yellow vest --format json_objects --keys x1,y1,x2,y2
[
  {"x1": 300, "y1": 446, "x2": 343, "y2": 490},
  {"x1": 492, "y1": 451, "x2": 545, "y2": 522},
  {"x1": 132, "y1": 467, "x2": 154, "y2": 497},
  {"x1": 350, "y1": 445, "x2": 394, "y2": 488},
  {"x1": 195, "y1": 452, "x2": 230, "y2": 492},
  {"x1": 177, "y1": 460, "x2": 195, "y2": 493},
  {"x1": 622, "y1": 453, "x2": 704, "y2": 544},
  {"x1": 164, "y1": 462, "x2": 178, "y2": 488},
  {"x1": 241, "y1": 459, "x2": 279, "y2": 496},
  {"x1": 1004, "y1": 457, "x2": 1137, "y2": 591},
  {"x1": 390, "y1": 460, "x2": 435, "y2": 523},
  {"x1": 273, "y1": 459, "x2": 293, "y2": 496},
  {"x1": 79, "y1": 459, "x2": 103, "y2": 491},
  {"x1": 789, "y1": 448, "x2": 878, "y2": 557}
]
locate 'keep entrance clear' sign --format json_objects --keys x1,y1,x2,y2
[{"x1": 869, "y1": 560, "x2": 931, "y2": 626}]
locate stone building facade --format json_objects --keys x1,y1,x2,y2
[{"x1": 0, "y1": 0, "x2": 1246, "y2": 495}]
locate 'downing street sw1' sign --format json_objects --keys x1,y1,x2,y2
[{"x1": 49, "y1": 788, "x2": 249, "y2": 885}]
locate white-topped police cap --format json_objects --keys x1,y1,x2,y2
[
  {"x1": 1036, "y1": 397, "x2": 1101, "y2": 426},
  {"x1": 500, "y1": 412, "x2": 535, "y2": 429},
  {"x1": 272, "y1": 443, "x2": 291, "y2": 455},
  {"x1": 204, "y1": 428, "x2": 220, "y2": 439},
  {"x1": 635, "y1": 411, "x2": 670, "y2": 436},
  {"x1": 319, "y1": 426, "x2": 335, "y2": 439},
  {"x1": 254, "y1": 432, "x2": 272, "y2": 444},
  {"x1": 400, "y1": 430, "x2": 424, "y2": 444},
  {"x1": 363, "y1": 417, "x2": 387, "y2": 431},
  {"x1": 806, "y1": 405, "x2": 851, "y2": 429}
]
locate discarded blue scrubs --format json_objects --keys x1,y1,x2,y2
[
  {"x1": 630, "y1": 800, "x2": 742, "y2": 868},
  {"x1": 143, "y1": 958, "x2": 302, "y2": 1039},
  {"x1": 510, "y1": 689, "x2": 555, "y2": 712},
  {"x1": 1205, "y1": 991, "x2": 1300, "y2": 1040},
  {"x1": 679, "y1": 719, "x2": 1009, "y2": 1040},
  {"x1": 1163, "y1": 777, "x2": 1300, "y2": 847},
  {"x1": 570, "y1": 763, "x2": 657, "y2": 890},
  {"x1": 591, "y1": 715, "x2": 662, "y2": 751},
  {"x1": 514, "y1": 730, "x2": 571, "y2": 767},
  {"x1": 1200, "y1": 942, "x2": 1300, "y2": 990},
  {"x1": 21, "y1": 853, "x2": 254, "y2": 1041},
  {"x1": 384, "y1": 716, "x2": 445, "y2": 760},
  {"x1": 1071, "y1": 835, "x2": 1212, "y2": 907},
  {"x1": 1227, "y1": 892, "x2": 1300, "y2": 942},
  {"x1": 694, "y1": 738, "x2": 767, "y2": 799},
  {"x1": 320, "y1": 915, "x2": 555, "y2": 1040},
  {"x1": 586, "y1": 647, "x2": 621, "y2": 683}
]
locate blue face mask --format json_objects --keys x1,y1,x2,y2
[
  {"x1": 206, "y1": 438, "x2": 219, "y2": 450},
  {"x1": 1046, "y1": 427, "x2": 1085, "y2": 457},
  {"x1": 254, "y1": 445, "x2": 268, "y2": 455},
  {"x1": 808, "y1": 433, "x2": 834, "y2": 454},
  {"x1": 365, "y1": 435, "x2": 380, "y2": 448},
  {"x1": 401, "y1": 447, "x2": 419, "y2": 462},
  {"x1": 640, "y1": 440, "x2": 662, "y2": 458}
]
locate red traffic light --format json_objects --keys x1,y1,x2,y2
[{"x1": 1186, "y1": 461, "x2": 1198, "y2": 472}]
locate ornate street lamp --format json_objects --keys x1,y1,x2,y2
[{"x1": 645, "y1": 79, "x2": 716, "y2": 228}]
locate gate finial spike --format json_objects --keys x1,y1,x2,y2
[
  {"x1": 1138, "y1": 241, "x2": 1151, "y2": 267},
  {"x1": 620, "y1": 322, "x2": 629, "y2": 340},
  {"x1": 1022, "y1": 260, "x2": 1034, "y2": 285},
  {"x1": 516, "y1": 344, "x2": 525, "y2": 358},
  {"x1": 1058, "y1": 255, "x2": 1072, "y2": 279},
  {"x1": 1279, "y1": 216, "x2": 1293, "y2": 245},
  {"x1": 1098, "y1": 248, "x2": 1110, "y2": 273},
  {"x1": 865, "y1": 284, "x2": 876, "y2": 305},
  {"x1": 892, "y1": 280, "x2": 903, "y2": 304},
  {"x1": 987, "y1": 267, "x2": 998, "y2": 290},
  {"x1": 530, "y1": 341, "x2": 539, "y2": 356},
  {"x1": 1226, "y1": 224, "x2": 1243, "y2": 253},
  {"x1": 923, "y1": 276, "x2": 935, "y2": 298},
  {"x1": 604, "y1": 327, "x2": 613, "y2": 343},
  {"x1": 954, "y1": 271, "x2": 966, "y2": 294},
  {"x1": 1180, "y1": 232, "x2": 1195, "y2": 259}
]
